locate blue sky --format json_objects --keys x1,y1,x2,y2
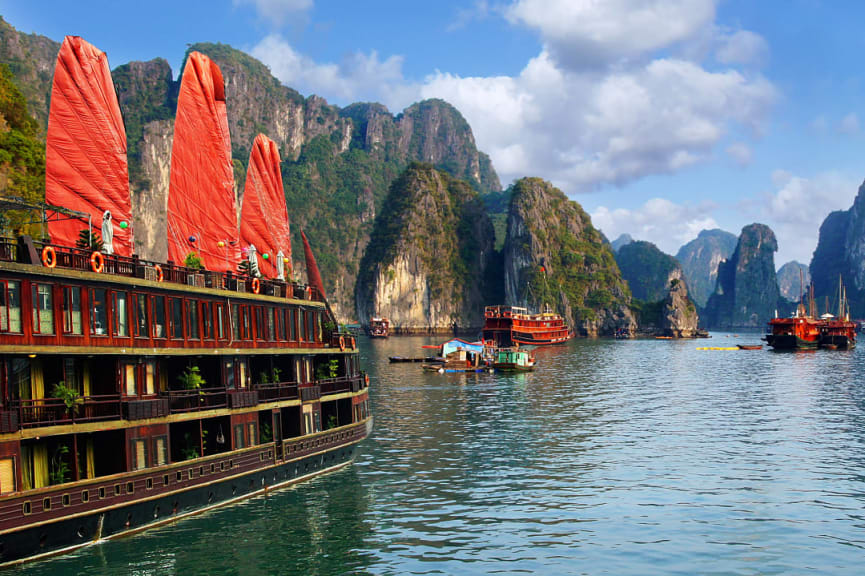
[{"x1": 3, "y1": 0, "x2": 864, "y2": 266}]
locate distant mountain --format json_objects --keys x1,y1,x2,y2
[
  {"x1": 502, "y1": 178, "x2": 635, "y2": 336},
  {"x1": 703, "y1": 224, "x2": 780, "y2": 329},
  {"x1": 615, "y1": 241, "x2": 682, "y2": 302},
  {"x1": 676, "y1": 229, "x2": 738, "y2": 308},
  {"x1": 809, "y1": 181, "x2": 865, "y2": 316},
  {"x1": 776, "y1": 261, "x2": 810, "y2": 302},
  {"x1": 611, "y1": 233, "x2": 633, "y2": 252}
]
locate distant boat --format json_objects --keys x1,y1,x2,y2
[
  {"x1": 481, "y1": 305, "x2": 573, "y2": 346},
  {"x1": 736, "y1": 344, "x2": 763, "y2": 350},
  {"x1": 368, "y1": 317, "x2": 389, "y2": 338}
]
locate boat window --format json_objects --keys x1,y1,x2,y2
[
  {"x1": 231, "y1": 304, "x2": 240, "y2": 341},
  {"x1": 61, "y1": 286, "x2": 82, "y2": 335},
  {"x1": 133, "y1": 293, "x2": 149, "y2": 338},
  {"x1": 224, "y1": 360, "x2": 236, "y2": 389},
  {"x1": 255, "y1": 307, "x2": 266, "y2": 341},
  {"x1": 112, "y1": 291, "x2": 129, "y2": 337},
  {"x1": 238, "y1": 359, "x2": 248, "y2": 388},
  {"x1": 153, "y1": 436, "x2": 167, "y2": 466},
  {"x1": 31, "y1": 283, "x2": 54, "y2": 335},
  {"x1": 287, "y1": 308, "x2": 296, "y2": 341},
  {"x1": 0, "y1": 280, "x2": 22, "y2": 333},
  {"x1": 241, "y1": 306, "x2": 251, "y2": 340},
  {"x1": 124, "y1": 363, "x2": 137, "y2": 396},
  {"x1": 169, "y1": 298, "x2": 183, "y2": 339},
  {"x1": 267, "y1": 308, "x2": 276, "y2": 341},
  {"x1": 215, "y1": 303, "x2": 226, "y2": 340},
  {"x1": 248, "y1": 422, "x2": 257, "y2": 446},
  {"x1": 234, "y1": 424, "x2": 244, "y2": 449},
  {"x1": 90, "y1": 288, "x2": 107, "y2": 336},
  {"x1": 152, "y1": 296, "x2": 166, "y2": 338},
  {"x1": 131, "y1": 439, "x2": 148, "y2": 471},
  {"x1": 144, "y1": 360, "x2": 156, "y2": 395},
  {"x1": 187, "y1": 300, "x2": 200, "y2": 340},
  {"x1": 201, "y1": 301, "x2": 213, "y2": 340},
  {"x1": 275, "y1": 308, "x2": 285, "y2": 341}
]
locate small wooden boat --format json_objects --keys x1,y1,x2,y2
[
  {"x1": 736, "y1": 344, "x2": 763, "y2": 350},
  {"x1": 389, "y1": 356, "x2": 437, "y2": 363},
  {"x1": 490, "y1": 347, "x2": 536, "y2": 372}
]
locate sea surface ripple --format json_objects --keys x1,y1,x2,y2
[{"x1": 15, "y1": 334, "x2": 865, "y2": 575}]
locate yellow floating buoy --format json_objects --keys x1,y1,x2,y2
[{"x1": 696, "y1": 346, "x2": 740, "y2": 350}]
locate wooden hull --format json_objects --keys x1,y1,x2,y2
[
  {"x1": 765, "y1": 334, "x2": 819, "y2": 350},
  {"x1": 492, "y1": 363, "x2": 535, "y2": 372},
  {"x1": 0, "y1": 419, "x2": 370, "y2": 567}
]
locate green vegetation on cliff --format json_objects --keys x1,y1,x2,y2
[
  {"x1": 355, "y1": 163, "x2": 494, "y2": 326},
  {"x1": 0, "y1": 63, "x2": 45, "y2": 234},
  {"x1": 615, "y1": 240, "x2": 680, "y2": 302},
  {"x1": 505, "y1": 178, "x2": 633, "y2": 334}
]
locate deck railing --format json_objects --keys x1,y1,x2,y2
[
  {"x1": 13, "y1": 394, "x2": 122, "y2": 428},
  {"x1": 254, "y1": 381, "x2": 300, "y2": 403},
  {"x1": 162, "y1": 387, "x2": 227, "y2": 413},
  {"x1": 0, "y1": 236, "x2": 325, "y2": 303}
]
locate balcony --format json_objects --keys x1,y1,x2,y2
[
  {"x1": 228, "y1": 389, "x2": 259, "y2": 409},
  {"x1": 254, "y1": 382, "x2": 299, "y2": 403},
  {"x1": 13, "y1": 394, "x2": 122, "y2": 428},
  {"x1": 161, "y1": 387, "x2": 227, "y2": 413}
]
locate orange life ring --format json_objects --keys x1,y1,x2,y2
[
  {"x1": 90, "y1": 251, "x2": 104, "y2": 274},
  {"x1": 41, "y1": 246, "x2": 57, "y2": 268},
  {"x1": 364, "y1": 374, "x2": 369, "y2": 385},
  {"x1": 154, "y1": 265, "x2": 164, "y2": 282},
  {"x1": 251, "y1": 278, "x2": 261, "y2": 294},
  {"x1": 339, "y1": 335, "x2": 346, "y2": 351}
]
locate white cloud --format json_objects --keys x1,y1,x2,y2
[
  {"x1": 244, "y1": 0, "x2": 775, "y2": 194},
  {"x1": 838, "y1": 112, "x2": 859, "y2": 135},
  {"x1": 760, "y1": 171, "x2": 859, "y2": 264},
  {"x1": 726, "y1": 142, "x2": 752, "y2": 166},
  {"x1": 715, "y1": 30, "x2": 769, "y2": 66},
  {"x1": 448, "y1": 0, "x2": 491, "y2": 32},
  {"x1": 505, "y1": 0, "x2": 715, "y2": 69},
  {"x1": 591, "y1": 198, "x2": 720, "y2": 255},
  {"x1": 234, "y1": 0, "x2": 312, "y2": 26},
  {"x1": 250, "y1": 35, "x2": 405, "y2": 104}
]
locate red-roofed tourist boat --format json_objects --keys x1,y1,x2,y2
[{"x1": 481, "y1": 305, "x2": 573, "y2": 347}]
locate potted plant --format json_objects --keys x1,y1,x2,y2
[{"x1": 52, "y1": 382, "x2": 83, "y2": 416}]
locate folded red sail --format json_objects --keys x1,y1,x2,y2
[
  {"x1": 239, "y1": 134, "x2": 291, "y2": 278},
  {"x1": 45, "y1": 36, "x2": 133, "y2": 255},
  {"x1": 301, "y1": 230, "x2": 327, "y2": 301},
  {"x1": 167, "y1": 51, "x2": 239, "y2": 272}
]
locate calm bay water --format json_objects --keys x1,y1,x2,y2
[{"x1": 14, "y1": 335, "x2": 865, "y2": 575}]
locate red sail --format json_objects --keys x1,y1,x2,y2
[
  {"x1": 45, "y1": 36, "x2": 133, "y2": 255},
  {"x1": 239, "y1": 134, "x2": 291, "y2": 278},
  {"x1": 301, "y1": 231, "x2": 327, "y2": 301},
  {"x1": 167, "y1": 51, "x2": 239, "y2": 272}
]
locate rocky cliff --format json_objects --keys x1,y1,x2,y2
[
  {"x1": 676, "y1": 229, "x2": 738, "y2": 308},
  {"x1": 776, "y1": 261, "x2": 810, "y2": 302},
  {"x1": 355, "y1": 164, "x2": 494, "y2": 331},
  {"x1": 703, "y1": 224, "x2": 780, "y2": 329},
  {"x1": 658, "y1": 278, "x2": 699, "y2": 337},
  {"x1": 502, "y1": 178, "x2": 635, "y2": 337},
  {"x1": 809, "y1": 181, "x2": 865, "y2": 315},
  {"x1": 0, "y1": 16, "x2": 59, "y2": 132},
  {"x1": 614, "y1": 240, "x2": 682, "y2": 302}
]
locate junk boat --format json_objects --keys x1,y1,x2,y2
[
  {"x1": 481, "y1": 305, "x2": 573, "y2": 346},
  {"x1": 368, "y1": 317, "x2": 389, "y2": 338},
  {"x1": 0, "y1": 38, "x2": 370, "y2": 566}
]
